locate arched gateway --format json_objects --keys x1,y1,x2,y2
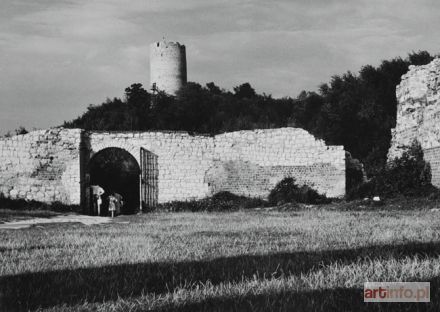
[
  {"x1": 88, "y1": 147, "x2": 140, "y2": 215},
  {"x1": 84, "y1": 146, "x2": 158, "y2": 215}
]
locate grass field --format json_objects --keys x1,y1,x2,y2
[
  {"x1": 1, "y1": 199, "x2": 440, "y2": 311},
  {"x1": 0, "y1": 209, "x2": 59, "y2": 224}
]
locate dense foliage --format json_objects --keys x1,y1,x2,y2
[
  {"x1": 268, "y1": 177, "x2": 330, "y2": 205},
  {"x1": 156, "y1": 191, "x2": 268, "y2": 212},
  {"x1": 64, "y1": 51, "x2": 436, "y2": 174},
  {"x1": 349, "y1": 142, "x2": 435, "y2": 199}
]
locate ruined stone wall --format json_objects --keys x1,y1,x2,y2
[
  {"x1": 209, "y1": 128, "x2": 345, "y2": 198},
  {"x1": 388, "y1": 58, "x2": 440, "y2": 187},
  {"x1": 88, "y1": 127, "x2": 345, "y2": 203},
  {"x1": 0, "y1": 128, "x2": 82, "y2": 204},
  {"x1": 87, "y1": 131, "x2": 215, "y2": 203},
  {"x1": 0, "y1": 126, "x2": 345, "y2": 206},
  {"x1": 424, "y1": 147, "x2": 440, "y2": 187}
]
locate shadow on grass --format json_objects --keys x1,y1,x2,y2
[
  {"x1": 165, "y1": 282, "x2": 438, "y2": 312},
  {"x1": 1, "y1": 241, "x2": 440, "y2": 311}
]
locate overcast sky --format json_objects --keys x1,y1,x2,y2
[{"x1": 0, "y1": 0, "x2": 439, "y2": 134}]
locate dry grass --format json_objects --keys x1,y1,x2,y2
[{"x1": 1, "y1": 200, "x2": 440, "y2": 311}]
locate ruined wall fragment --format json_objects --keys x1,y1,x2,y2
[
  {"x1": 388, "y1": 58, "x2": 440, "y2": 187},
  {"x1": 0, "y1": 128, "x2": 82, "y2": 204}
]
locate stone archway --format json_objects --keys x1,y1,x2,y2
[{"x1": 88, "y1": 147, "x2": 140, "y2": 215}]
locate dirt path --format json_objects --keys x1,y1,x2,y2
[{"x1": 0, "y1": 214, "x2": 128, "y2": 229}]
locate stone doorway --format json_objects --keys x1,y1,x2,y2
[{"x1": 88, "y1": 147, "x2": 140, "y2": 215}]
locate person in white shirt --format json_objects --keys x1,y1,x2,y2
[{"x1": 91, "y1": 185, "x2": 105, "y2": 216}]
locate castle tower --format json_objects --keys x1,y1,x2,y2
[{"x1": 150, "y1": 40, "x2": 187, "y2": 95}]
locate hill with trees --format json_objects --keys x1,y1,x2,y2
[{"x1": 64, "y1": 51, "x2": 436, "y2": 175}]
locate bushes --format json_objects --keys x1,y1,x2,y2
[
  {"x1": 158, "y1": 180, "x2": 330, "y2": 212},
  {"x1": 345, "y1": 152, "x2": 366, "y2": 196},
  {"x1": 0, "y1": 196, "x2": 81, "y2": 213},
  {"x1": 348, "y1": 141, "x2": 434, "y2": 199},
  {"x1": 382, "y1": 142, "x2": 432, "y2": 195},
  {"x1": 268, "y1": 178, "x2": 330, "y2": 205},
  {"x1": 157, "y1": 199, "x2": 206, "y2": 212},
  {"x1": 209, "y1": 192, "x2": 268, "y2": 210},
  {"x1": 157, "y1": 192, "x2": 269, "y2": 212}
]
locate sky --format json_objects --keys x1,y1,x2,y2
[{"x1": 0, "y1": 0, "x2": 439, "y2": 134}]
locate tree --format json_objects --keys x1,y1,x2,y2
[
  {"x1": 206, "y1": 82, "x2": 222, "y2": 95},
  {"x1": 408, "y1": 50, "x2": 434, "y2": 66},
  {"x1": 124, "y1": 83, "x2": 151, "y2": 130},
  {"x1": 63, "y1": 50, "x2": 437, "y2": 176},
  {"x1": 233, "y1": 83, "x2": 256, "y2": 99}
]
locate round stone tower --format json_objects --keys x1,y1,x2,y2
[{"x1": 150, "y1": 40, "x2": 187, "y2": 95}]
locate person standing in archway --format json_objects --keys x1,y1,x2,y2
[
  {"x1": 108, "y1": 192, "x2": 123, "y2": 217},
  {"x1": 113, "y1": 192, "x2": 123, "y2": 216},
  {"x1": 91, "y1": 185, "x2": 105, "y2": 216},
  {"x1": 108, "y1": 194, "x2": 116, "y2": 218}
]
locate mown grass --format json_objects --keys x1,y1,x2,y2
[
  {"x1": 0, "y1": 209, "x2": 60, "y2": 223},
  {"x1": 1, "y1": 199, "x2": 440, "y2": 311}
]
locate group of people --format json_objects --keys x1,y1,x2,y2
[{"x1": 91, "y1": 185, "x2": 124, "y2": 217}]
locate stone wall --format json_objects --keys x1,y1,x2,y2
[
  {"x1": 424, "y1": 147, "x2": 440, "y2": 187},
  {"x1": 0, "y1": 128, "x2": 82, "y2": 204},
  {"x1": 210, "y1": 128, "x2": 345, "y2": 198},
  {"x1": 388, "y1": 58, "x2": 440, "y2": 187},
  {"x1": 86, "y1": 131, "x2": 215, "y2": 203},
  {"x1": 0, "y1": 126, "x2": 346, "y2": 206},
  {"x1": 86, "y1": 127, "x2": 345, "y2": 203}
]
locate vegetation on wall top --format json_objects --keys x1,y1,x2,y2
[{"x1": 63, "y1": 51, "x2": 436, "y2": 175}]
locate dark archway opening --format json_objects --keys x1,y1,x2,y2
[{"x1": 89, "y1": 148, "x2": 140, "y2": 215}]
